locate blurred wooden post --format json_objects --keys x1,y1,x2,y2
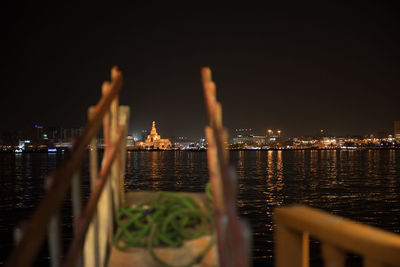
[
  {"x1": 83, "y1": 106, "x2": 100, "y2": 267},
  {"x1": 46, "y1": 176, "x2": 62, "y2": 267},
  {"x1": 5, "y1": 66, "x2": 124, "y2": 267},
  {"x1": 71, "y1": 171, "x2": 83, "y2": 267},
  {"x1": 110, "y1": 67, "x2": 120, "y2": 213},
  {"x1": 364, "y1": 258, "x2": 386, "y2": 267},
  {"x1": 202, "y1": 67, "x2": 251, "y2": 267},
  {"x1": 321, "y1": 243, "x2": 345, "y2": 267},
  {"x1": 118, "y1": 106, "x2": 130, "y2": 206},
  {"x1": 61, "y1": 127, "x2": 126, "y2": 267},
  {"x1": 98, "y1": 81, "x2": 115, "y2": 267},
  {"x1": 275, "y1": 224, "x2": 309, "y2": 267}
]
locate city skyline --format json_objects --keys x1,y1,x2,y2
[
  {"x1": 1, "y1": 120, "x2": 399, "y2": 145},
  {"x1": 1, "y1": 2, "x2": 400, "y2": 137}
]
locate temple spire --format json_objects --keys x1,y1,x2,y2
[
  {"x1": 150, "y1": 121, "x2": 158, "y2": 136},
  {"x1": 142, "y1": 120, "x2": 171, "y2": 149}
]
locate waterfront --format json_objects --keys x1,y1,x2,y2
[{"x1": 1, "y1": 150, "x2": 400, "y2": 266}]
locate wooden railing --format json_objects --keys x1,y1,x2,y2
[
  {"x1": 5, "y1": 66, "x2": 130, "y2": 267},
  {"x1": 274, "y1": 205, "x2": 400, "y2": 267}
]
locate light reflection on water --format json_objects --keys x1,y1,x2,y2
[
  {"x1": 123, "y1": 150, "x2": 400, "y2": 266},
  {"x1": 0, "y1": 150, "x2": 399, "y2": 266}
]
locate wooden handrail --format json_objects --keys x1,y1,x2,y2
[
  {"x1": 5, "y1": 66, "x2": 123, "y2": 267},
  {"x1": 274, "y1": 205, "x2": 400, "y2": 267}
]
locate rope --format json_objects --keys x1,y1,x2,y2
[{"x1": 113, "y1": 184, "x2": 214, "y2": 267}]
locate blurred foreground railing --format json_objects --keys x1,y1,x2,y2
[
  {"x1": 202, "y1": 67, "x2": 251, "y2": 267},
  {"x1": 274, "y1": 205, "x2": 400, "y2": 267},
  {"x1": 6, "y1": 66, "x2": 130, "y2": 267}
]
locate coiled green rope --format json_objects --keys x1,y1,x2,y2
[{"x1": 113, "y1": 184, "x2": 214, "y2": 267}]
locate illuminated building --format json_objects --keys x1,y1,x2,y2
[
  {"x1": 232, "y1": 128, "x2": 254, "y2": 146},
  {"x1": 266, "y1": 129, "x2": 281, "y2": 143},
  {"x1": 231, "y1": 128, "x2": 268, "y2": 147},
  {"x1": 33, "y1": 124, "x2": 44, "y2": 141},
  {"x1": 142, "y1": 121, "x2": 171, "y2": 150},
  {"x1": 126, "y1": 135, "x2": 134, "y2": 147},
  {"x1": 395, "y1": 120, "x2": 400, "y2": 143},
  {"x1": 140, "y1": 130, "x2": 148, "y2": 141}
]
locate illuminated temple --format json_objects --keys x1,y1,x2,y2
[{"x1": 143, "y1": 121, "x2": 171, "y2": 150}]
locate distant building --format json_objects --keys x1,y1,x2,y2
[
  {"x1": 395, "y1": 120, "x2": 400, "y2": 142},
  {"x1": 252, "y1": 135, "x2": 267, "y2": 145},
  {"x1": 266, "y1": 129, "x2": 281, "y2": 144},
  {"x1": 140, "y1": 121, "x2": 171, "y2": 149},
  {"x1": 44, "y1": 126, "x2": 84, "y2": 148},
  {"x1": 140, "y1": 130, "x2": 148, "y2": 142},
  {"x1": 232, "y1": 128, "x2": 254, "y2": 145},
  {"x1": 126, "y1": 135, "x2": 134, "y2": 147},
  {"x1": 32, "y1": 125, "x2": 44, "y2": 141},
  {"x1": 234, "y1": 128, "x2": 254, "y2": 138},
  {"x1": 232, "y1": 136, "x2": 254, "y2": 145}
]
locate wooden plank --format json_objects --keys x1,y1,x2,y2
[
  {"x1": 275, "y1": 223, "x2": 309, "y2": 267},
  {"x1": 274, "y1": 205, "x2": 400, "y2": 266},
  {"x1": 322, "y1": 243, "x2": 345, "y2": 267}
]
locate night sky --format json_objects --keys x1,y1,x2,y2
[{"x1": 1, "y1": 1, "x2": 400, "y2": 138}]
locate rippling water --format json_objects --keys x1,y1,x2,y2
[{"x1": 1, "y1": 150, "x2": 399, "y2": 266}]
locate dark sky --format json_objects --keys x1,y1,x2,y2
[{"x1": 1, "y1": 1, "x2": 400, "y2": 138}]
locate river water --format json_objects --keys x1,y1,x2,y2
[{"x1": 1, "y1": 150, "x2": 400, "y2": 266}]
